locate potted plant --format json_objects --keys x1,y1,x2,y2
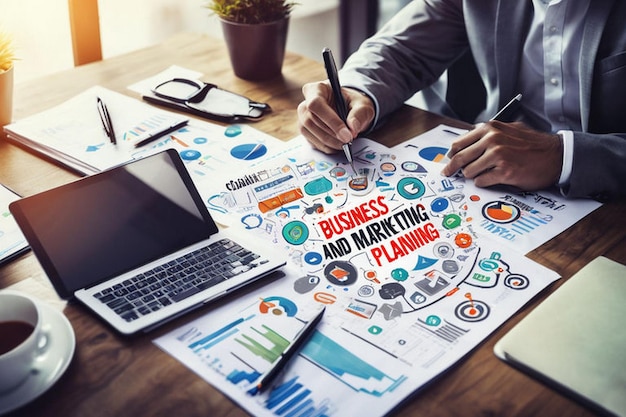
[
  {"x1": 205, "y1": 0, "x2": 297, "y2": 80},
  {"x1": 0, "y1": 31, "x2": 15, "y2": 126}
]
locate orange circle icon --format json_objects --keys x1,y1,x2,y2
[{"x1": 455, "y1": 233, "x2": 472, "y2": 248}]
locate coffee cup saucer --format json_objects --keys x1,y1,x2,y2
[{"x1": 0, "y1": 301, "x2": 75, "y2": 415}]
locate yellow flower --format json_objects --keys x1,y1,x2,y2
[{"x1": 0, "y1": 31, "x2": 16, "y2": 72}]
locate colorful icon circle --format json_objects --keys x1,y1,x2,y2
[
  {"x1": 455, "y1": 233, "x2": 472, "y2": 248},
  {"x1": 180, "y1": 149, "x2": 201, "y2": 161},
  {"x1": 224, "y1": 125, "x2": 242, "y2": 137},
  {"x1": 282, "y1": 221, "x2": 309, "y2": 245},
  {"x1": 504, "y1": 274, "x2": 529, "y2": 290},
  {"x1": 401, "y1": 161, "x2": 425, "y2": 173},
  {"x1": 431, "y1": 197, "x2": 449, "y2": 213},
  {"x1": 443, "y1": 213, "x2": 462, "y2": 229},
  {"x1": 380, "y1": 162, "x2": 396, "y2": 175},
  {"x1": 425, "y1": 315, "x2": 441, "y2": 326},
  {"x1": 304, "y1": 251, "x2": 323, "y2": 265},
  {"x1": 454, "y1": 299, "x2": 490, "y2": 322},
  {"x1": 329, "y1": 166, "x2": 348, "y2": 179},
  {"x1": 368, "y1": 325, "x2": 383, "y2": 335},
  {"x1": 358, "y1": 285, "x2": 375, "y2": 297},
  {"x1": 482, "y1": 201, "x2": 521, "y2": 224},
  {"x1": 397, "y1": 177, "x2": 426, "y2": 199},
  {"x1": 390, "y1": 268, "x2": 409, "y2": 282},
  {"x1": 259, "y1": 296, "x2": 298, "y2": 316},
  {"x1": 324, "y1": 260, "x2": 358, "y2": 286}
]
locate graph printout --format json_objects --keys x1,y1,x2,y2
[{"x1": 155, "y1": 126, "x2": 600, "y2": 416}]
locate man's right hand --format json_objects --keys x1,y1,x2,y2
[{"x1": 297, "y1": 81, "x2": 376, "y2": 154}]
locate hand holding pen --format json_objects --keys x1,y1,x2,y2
[{"x1": 442, "y1": 93, "x2": 564, "y2": 191}]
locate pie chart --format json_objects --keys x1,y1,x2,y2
[
  {"x1": 419, "y1": 146, "x2": 448, "y2": 162},
  {"x1": 230, "y1": 143, "x2": 268, "y2": 160},
  {"x1": 482, "y1": 201, "x2": 521, "y2": 223}
]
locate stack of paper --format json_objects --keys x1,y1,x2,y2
[{"x1": 3, "y1": 86, "x2": 189, "y2": 174}]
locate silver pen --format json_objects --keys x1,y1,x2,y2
[
  {"x1": 490, "y1": 93, "x2": 523, "y2": 122},
  {"x1": 449, "y1": 93, "x2": 523, "y2": 177}
]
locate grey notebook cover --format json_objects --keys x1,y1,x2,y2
[{"x1": 494, "y1": 256, "x2": 626, "y2": 416}]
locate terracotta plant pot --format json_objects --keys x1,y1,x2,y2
[
  {"x1": 220, "y1": 17, "x2": 289, "y2": 81},
  {"x1": 0, "y1": 65, "x2": 13, "y2": 126}
]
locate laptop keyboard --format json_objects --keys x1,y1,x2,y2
[{"x1": 93, "y1": 238, "x2": 268, "y2": 323}]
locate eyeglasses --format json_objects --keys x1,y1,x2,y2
[
  {"x1": 150, "y1": 78, "x2": 270, "y2": 121},
  {"x1": 152, "y1": 78, "x2": 211, "y2": 104}
]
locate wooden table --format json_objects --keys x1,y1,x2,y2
[{"x1": 1, "y1": 33, "x2": 624, "y2": 417}]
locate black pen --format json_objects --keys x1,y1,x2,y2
[
  {"x1": 255, "y1": 307, "x2": 325, "y2": 394},
  {"x1": 96, "y1": 96, "x2": 116, "y2": 145},
  {"x1": 322, "y1": 48, "x2": 356, "y2": 174},
  {"x1": 134, "y1": 120, "x2": 189, "y2": 148}
]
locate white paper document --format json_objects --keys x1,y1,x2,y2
[
  {"x1": 154, "y1": 125, "x2": 604, "y2": 416},
  {"x1": 0, "y1": 185, "x2": 28, "y2": 264}
]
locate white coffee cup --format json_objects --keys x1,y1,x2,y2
[{"x1": 0, "y1": 291, "x2": 51, "y2": 392}]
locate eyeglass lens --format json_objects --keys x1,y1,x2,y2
[{"x1": 153, "y1": 79, "x2": 203, "y2": 102}]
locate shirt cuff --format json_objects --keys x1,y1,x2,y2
[{"x1": 557, "y1": 130, "x2": 574, "y2": 186}]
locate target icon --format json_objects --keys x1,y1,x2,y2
[
  {"x1": 454, "y1": 293, "x2": 490, "y2": 322},
  {"x1": 504, "y1": 274, "x2": 529, "y2": 290}
]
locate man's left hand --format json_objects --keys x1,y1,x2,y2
[{"x1": 441, "y1": 121, "x2": 563, "y2": 191}]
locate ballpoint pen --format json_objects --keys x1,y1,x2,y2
[
  {"x1": 490, "y1": 93, "x2": 523, "y2": 122},
  {"x1": 133, "y1": 120, "x2": 189, "y2": 148},
  {"x1": 449, "y1": 93, "x2": 523, "y2": 177},
  {"x1": 96, "y1": 96, "x2": 116, "y2": 145},
  {"x1": 322, "y1": 47, "x2": 357, "y2": 175},
  {"x1": 254, "y1": 307, "x2": 325, "y2": 394}
]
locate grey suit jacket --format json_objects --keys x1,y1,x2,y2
[{"x1": 340, "y1": 0, "x2": 626, "y2": 199}]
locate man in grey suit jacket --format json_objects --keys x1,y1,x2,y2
[{"x1": 298, "y1": 0, "x2": 626, "y2": 200}]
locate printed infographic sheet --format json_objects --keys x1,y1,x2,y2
[{"x1": 155, "y1": 125, "x2": 600, "y2": 417}]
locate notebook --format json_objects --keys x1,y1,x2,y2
[
  {"x1": 494, "y1": 256, "x2": 626, "y2": 416},
  {"x1": 9, "y1": 149, "x2": 286, "y2": 335}
]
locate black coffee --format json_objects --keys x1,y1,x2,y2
[{"x1": 0, "y1": 321, "x2": 35, "y2": 355}]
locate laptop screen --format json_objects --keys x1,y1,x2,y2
[{"x1": 10, "y1": 149, "x2": 218, "y2": 299}]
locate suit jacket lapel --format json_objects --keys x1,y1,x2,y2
[
  {"x1": 494, "y1": 1, "x2": 533, "y2": 108},
  {"x1": 579, "y1": 0, "x2": 614, "y2": 131}
]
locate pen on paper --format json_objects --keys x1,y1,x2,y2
[
  {"x1": 448, "y1": 93, "x2": 523, "y2": 177},
  {"x1": 253, "y1": 307, "x2": 325, "y2": 395},
  {"x1": 96, "y1": 96, "x2": 116, "y2": 145},
  {"x1": 134, "y1": 120, "x2": 189, "y2": 148},
  {"x1": 442, "y1": 128, "x2": 461, "y2": 136},
  {"x1": 322, "y1": 47, "x2": 356, "y2": 174}
]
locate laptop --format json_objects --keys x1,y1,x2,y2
[{"x1": 10, "y1": 149, "x2": 286, "y2": 335}]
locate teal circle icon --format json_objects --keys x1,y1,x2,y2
[
  {"x1": 224, "y1": 125, "x2": 242, "y2": 137},
  {"x1": 397, "y1": 177, "x2": 425, "y2": 199},
  {"x1": 368, "y1": 325, "x2": 383, "y2": 335},
  {"x1": 304, "y1": 177, "x2": 333, "y2": 196},
  {"x1": 425, "y1": 315, "x2": 441, "y2": 326},
  {"x1": 282, "y1": 221, "x2": 309, "y2": 245},
  {"x1": 390, "y1": 268, "x2": 409, "y2": 282}
]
